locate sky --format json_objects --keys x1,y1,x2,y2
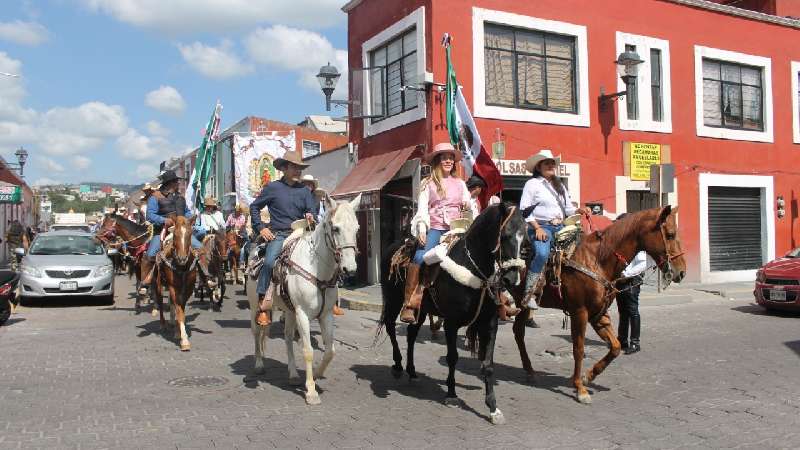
[{"x1": 0, "y1": 0, "x2": 349, "y2": 187}]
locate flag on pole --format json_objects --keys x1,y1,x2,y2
[
  {"x1": 443, "y1": 34, "x2": 503, "y2": 209},
  {"x1": 186, "y1": 101, "x2": 222, "y2": 212}
]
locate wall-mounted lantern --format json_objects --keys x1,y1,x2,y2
[{"x1": 599, "y1": 50, "x2": 645, "y2": 111}]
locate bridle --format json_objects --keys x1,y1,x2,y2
[
  {"x1": 95, "y1": 218, "x2": 152, "y2": 248},
  {"x1": 464, "y1": 206, "x2": 526, "y2": 289},
  {"x1": 655, "y1": 222, "x2": 684, "y2": 285},
  {"x1": 323, "y1": 206, "x2": 359, "y2": 267}
]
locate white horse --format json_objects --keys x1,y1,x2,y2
[{"x1": 247, "y1": 194, "x2": 360, "y2": 405}]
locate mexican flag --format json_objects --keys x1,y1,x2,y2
[
  {"x1": 186, "y1": 101, "x2": 222, "y2": 212},
  {"x1": 444, "y1": 35, "x2": 503, "y2": 209}
]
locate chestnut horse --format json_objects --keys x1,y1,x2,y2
[
  {"x1": 196, "y1": 230, "x2": 226, "y2": 310},
  {"x1": 511, "y1": 205, "x2": 686, "y2": 404},
  {"x1": 151, "y1": 215, "x2": 198, "y2": 351},
  {"x1": 225, "y1": 230, "x2": 242, "y2": 284},
  {"x1": 95, "y1": 214, "x2": 152, "y2": 311}
]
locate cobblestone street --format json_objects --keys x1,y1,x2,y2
[{"x1": 0, "y1": 275, "x2": 798, "y2": 449}]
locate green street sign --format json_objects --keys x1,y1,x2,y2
[{"x1": 0, "y1": 185, "x2": 22, "y2": 204}]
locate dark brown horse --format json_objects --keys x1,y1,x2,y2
[
  {"x1": 151, "y1": 215, "x2": 198, "y2": 351},
  {"x1": 196, "y1": 230, "x2": 226, "y2": 310},
  {"x1": 95, "y1": 214, "x2": 152, "y2": 311},
  {"x1": 511, "y1": 205, "x2": 686, "y2": 404},
  {"x1": 225, "y1": 230, "x2": 243, "y2": 284}
]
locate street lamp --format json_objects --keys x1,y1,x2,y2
[
  {"x1": 316, "y1": 62, "x2": 348, "y2": 111},
  {"x1": 599, "y1": 50, "x2": 644, "y2": 110},
  {"x1": 14, "y1": 146, "x2": 28, "y2": 176}
]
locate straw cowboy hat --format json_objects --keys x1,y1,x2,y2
[
  {"x1": 525, "y1": 149, "x2": 561, "y2": 173},
  {"x1": 424, "y1": 142, "x2": 462, "y2": 164},
  {"x1": 142, "y1": 183, "x2": 154, "y2": 192},
  {"x1": 236, "y1": 204, "x2": 248, "y2": 213},
  {"x1": 274, "y1": 150, "x2": 310, "y2": 170},
  {"x1": 300, "y1": 174, "x2": 319, "y2": 190},
  {"x1": 203, "y1": 196, "x2": 218, "y2": 207}
]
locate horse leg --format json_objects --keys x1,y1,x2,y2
[
  {"x1": 443, "y1": 319, "x2": 460, "y2": 405},
  {"x1": 168, "y1": 284, "x2": 180, "y2": 340},
  {"x1": 405, "y1": 308, "x2": 426, "y2": 380},
  {"x1": 313, "y1": 303, "x2": 335, "y2": 379},
  {"x1": 284, "y1": 311, "x2": 301, "y2": 385},
  {"x1": 480, "y1": 315, "x2": 505, "y2": 425},
  {"x1": 513, "y1": 308, "x2": 535, "y2": 378},
  {"x1": 293, "y1": 310, "x2": 320, "y2": 405},
  {"x1": 175, "y1": 297, "x2": 190, "y2": 352},
  {"x1": 584, "y1": 313, "x2": 622, "y2": 385},
  {"x1": 571, "y1": 308, "x2": 591, "y2": 404},
  {"x1": 248, "y1": 277, "x2": 267, "y2": 375}
]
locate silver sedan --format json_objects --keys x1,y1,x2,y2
[{"x1": 17, "y1": 231, "x2": 117, "y2": 303}]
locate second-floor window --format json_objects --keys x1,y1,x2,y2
[
  {"x1": 702, "y1": 59, "x2": 763, "y2": 131},
  {"x1": 369, "y1": 27, "x2": 418, "y2": 122},
  {"x1": 301, "y1": 140, "x2": 321, "y2": 159},
  {"x1": 484, "y1": 23, "x2": 577, "y2": 113}
]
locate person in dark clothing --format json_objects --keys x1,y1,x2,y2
[
  {"x1": 251, "y1": 150, "x2": 316, "y2": 326},
  {"x1": 614, "y1": 213, "x2": 647, "y2": 354}
]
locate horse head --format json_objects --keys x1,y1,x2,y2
[
  {"x1": 324, "y1": 193, "x2": 361, "y2": 276},
  {"x1": 96, "y1": 214, "x2": 118, "y2": 243},
  {"x1": 644, "y1": 205, "x2": 686, "y2": 284},
  {"x1": 494, "y1": 202, "x2": 529, "y2": 289},
  {"x1": 172, "y1": 215, "x2": 196, "y2": 267}
]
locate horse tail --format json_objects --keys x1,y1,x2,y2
[
  {"x1": 465, "y1": 321, "x2": 481, "y2": 356},
  {"x1": 371, "y1": 240, "x2": 407, "y2": 348}
]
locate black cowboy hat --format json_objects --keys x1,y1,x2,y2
[
  {"x1": 466, "y1": 175, "x2": 487, "y2": 190},
  {"x1": 159, "y1": 169, "x2": 182, "y2": 184}
]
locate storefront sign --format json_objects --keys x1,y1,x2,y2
[
  {"x1": 0, "y1": 185, "x2": 21, "y2": 204},
  {"x1": 627, "y1": 142, "x2": 662, "y2": 181},
  {"x1": 493, "y1": 159, "x2": 572, "y2": 177}
]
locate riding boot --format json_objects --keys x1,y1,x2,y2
[
  {"x1": 140, "y1": 256, "x2": 155, "y2": 294},
  {"x1": 400, "y1": 264, "x2": 423, "y2": 324},
  {"x1": 255, "y1": 284, "x2": 274, "y2": 326},
  {"x1": 625, "y1": 315, "x2": 641, "y2": 354},
  {"x1": 522, "y1": 272, "x2": 541, "y2": 310}
]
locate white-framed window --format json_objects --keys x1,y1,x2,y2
[
  {"x1": 361, "y1": 6, "x2": 426, "y2": 137},
  {"x1": 694, "y1": 46, "x2": 773, "y2": 143},
  {"x1": 472, "y1": 7, "x2": 590, "y2": 127},
  {"x1": 791, "y1": 61, "x2": 800, "y2": 143},
  {"x1": 301, "y1": 139, "x2": 321, "y2": 159},
  {"x1": 616, "y1": 32, "x2": 672, "y2": 133}
]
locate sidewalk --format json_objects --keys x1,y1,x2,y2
[{"x1": 339, "y1": 280, "x2": 756, "y2": 313}]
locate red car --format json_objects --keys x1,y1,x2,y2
[{"x1": 755, "y1": 248, "x2": 800, "y2": 312}]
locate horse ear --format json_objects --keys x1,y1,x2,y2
[
  {"x1": 324, "y1": 194, "x2": 335, "y2": 212},
  {"x1": 656, "y1": 205, "x2": 673, "y2": 227},
  {"x1": 349, "y1": 193, "x2": 362, "y2": 211}
]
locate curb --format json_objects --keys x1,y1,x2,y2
[{"x1": 339, "y1": 289, "x2": 383, "y2": 313}]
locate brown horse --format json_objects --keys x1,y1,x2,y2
[
  {"x1": 95, "y1": 214, "x2": 152, "y2": 311},
  {"x1": 196, "y1": 230, "x2": 226, "y2": 310},
  {"x1": 225, "y1": 230, "x2": 243, "y2": 284},
  {"x1": 151, "y1": 215, "x2": 198, "y2": 351},
  {"x1": 511, "y1": 205, "x2": 686, "y2": 404}
]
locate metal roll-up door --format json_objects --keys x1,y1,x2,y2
[{"x1": 708, "y1": 186, "x2": 763, "y2": 271}]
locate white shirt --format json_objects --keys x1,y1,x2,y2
[
  {"x1": 520, "y1": 177, "x2": 576, "y2": 223},
  {"x1": 200, "y1": 210, "x2": 225, "y2": 232},
  {"x1": 622, "y1": 251, "x2": 648, "y2": 277}
]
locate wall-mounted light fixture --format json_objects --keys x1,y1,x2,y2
[
  {"x1": 599, "y1": 50, "x2": 644, "y2": 111},
  {"x1": 777, "y1": 195, "x2": 786, "y2": 218}
]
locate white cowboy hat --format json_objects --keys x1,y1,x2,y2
[
  {"x1": 290, "y1": 218, "x2": 313, "y2": 232},
  {"x1": 525, "y1": 149, "x2": 561, "y2": 173},
  {"x1": 444, "y1": 217, "x2": 472, "y2": 236},
  {"x1": 300, "y1": 174, "x2": 319, "y2": 190}
]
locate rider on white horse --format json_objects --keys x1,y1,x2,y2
[{"x1": 250, "y1": 150, "x2": 317, "y2": 326}]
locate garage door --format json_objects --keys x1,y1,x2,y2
[{"x1": 708, "y1": 186, "x2": 763, "y2": 271}]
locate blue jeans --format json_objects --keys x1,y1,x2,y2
[
  {"x1": 146, "y1": 234, "x2": 202, "y2": 258},
  {"x1": 256, "y1": 231, "x2": 289, "y2": 296},
  {"x1": 527, "y1": 222, "x2": 563, "y2": 274},
  {"x1": 412, "y1": 228, "x2": 445, "y2": 265}
]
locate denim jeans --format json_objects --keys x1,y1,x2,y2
[
  {"x1": 256, "y1": 231, "x2": 290, "y2": 296},
  {"x1": 146, "y1": 234, "x2": 202, "y2": 258},
  {"x1": 412, "y1": 228, "x2": 445, "y2": 265},
  {"x1": 527, "y1": 222, "x2": 563, "y2": 274}
]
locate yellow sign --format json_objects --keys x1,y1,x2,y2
[{"x1": 630, "y1": 142, "x2": 661, "y2": 181}]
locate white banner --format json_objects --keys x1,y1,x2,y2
[{"x1": 232, "y1": 131, "x2": 296, "y2": 206}]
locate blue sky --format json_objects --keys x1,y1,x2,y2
[{"x1": 0, "y1": 0, "x2": 348, "y2": 186}]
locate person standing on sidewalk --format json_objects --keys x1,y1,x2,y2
[{"x1": 615, "y1": 213, "x2": 648, "y2": 355}]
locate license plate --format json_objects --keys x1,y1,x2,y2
[
  {"x1": 770, "y1": 289, "x2": 787, "y2": 301},
  {"x1": 59, "y1": 281, "x2": 78, "y2": 292}
]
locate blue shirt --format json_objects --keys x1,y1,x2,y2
[
  {"x1": 250, "y1": 179, "x2": 315, "y2": 232},
  {"x1": 146, "y1": 193, "x2": 191, "y2": 226}
]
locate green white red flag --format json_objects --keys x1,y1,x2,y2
[{"x1": 186, "y1": 101, "x2": 222, "y2": 212}]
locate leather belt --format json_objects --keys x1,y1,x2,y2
[{"x1": 536, "y1": 218, "x2": 563, "y2": 226}]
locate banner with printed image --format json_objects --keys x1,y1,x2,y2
[{"x1": 232, "y1": 131, "x2": 296, "y2": 206}]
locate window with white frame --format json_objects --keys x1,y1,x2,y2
[
  {"x1": 791, "y1": 61, "x2": 800, "y2": 144},
  {"x1": 301, "y1": 140, "x2": 321, "y2": 159},
  {"x1": 616, "y1": 32, "x2": 672, "y2": 133},
  {"x1": 361, "y1": 6, "x2": 426, "y2": 137},
  {"x1": 694, "y1": 46, "x2": 773, "y2": 143}
]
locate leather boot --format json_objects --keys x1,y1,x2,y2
[
  {"x1": 400, "y1": 264, "x2": 423, "y2": 324},
  {"x1": 255, "y1": 284, "x2": 274, "y2": 326},
  {"x1": 140, "y1": 256, "x2": 155, "y2": 294},
  {"x1": 333, "y1": 304, "x2": 345, "y2": 316},
  {"x1": 522, "y1": 272, "x2": 541, "y2": 309}
]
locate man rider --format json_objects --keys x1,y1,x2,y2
[
  {"x1": 140, "y1": 169, "x2": 202, "y2": 288},
  {"x1": 251, "y1": 150, "x2": 316, "y2": 326}
]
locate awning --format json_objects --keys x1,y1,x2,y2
[{"x1": 331, "y1": 146, "x2": 418, "y2": 197}]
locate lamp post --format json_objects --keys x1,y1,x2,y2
[
  {"x1": 316, "y1": 62, "x2": 349, "y2": 111},
  {"x1": 14, "y1": 147, "x2": 28, "y2": 176},
  {"x1": 599, "y1": 50, "x2": 645, "y2": 111}
]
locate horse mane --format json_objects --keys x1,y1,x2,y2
[
  {"x1": 109, "y1": 213, "x2": 148, "y2": 235},
  {"x1": 593, "y1": 209, "x2": 653, "y2": 262}
]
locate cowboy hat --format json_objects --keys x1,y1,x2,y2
[
  {"x1": 443, "y1": 217, "x2": 472, "y2": 237},
  {"x1": 142, "y1": 183, "x2": 154, "y2": 192},
  {"x1": 139, "y1": 194, "x2": 146, "y2": 201},
  {"x1": 236, "y1": 204, "x2": 248, "y2": 213},
  {"x1": 424, "y1": 142, "x2": 462, "y2": 164},
  {"x1": 300, "y1": 174, "x2": 319, "y2": 190},
  {"x1": 274, "y1": 150, "x2": 310, "y2": 170},
  {"x1": 159, "y1": 169, "x2": 183, "y2": 184},
  {"x1": 525, "y1": 149, "x2": 561, "y2": 173},
  {"x1": 203, "y1": 196, "x2": 218, "y2": 207}
]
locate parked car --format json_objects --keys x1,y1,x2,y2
[
  {"x1": 17, "y1": 231, "x2": 117, "y2": 304},
  {"x1": 0, "y1": 270, "x2": 19, "y2": 325},
  {"x1": 754, "y1": 247, "x2": 800, "y2": 312}
]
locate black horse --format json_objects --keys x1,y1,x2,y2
[{"x1": 378, "y1": 202, "x2": 528, "y2": 424}]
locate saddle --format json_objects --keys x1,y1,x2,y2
[
  {"x1": 388, "y1": 231, "x2": 465, "y2": 289},
  {"x1": 534, "y1": 215, "x2": 583, "y2": 309}
]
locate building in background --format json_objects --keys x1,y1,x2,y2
[{"x1": 0, "y1": 157, "x2": 34, "y2": 266}]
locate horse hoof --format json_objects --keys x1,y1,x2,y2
[
  {"x1": 305, "y1": 394, "x2": 321, "y2": 406},
  {"x1": 180, "y1": 342, "x2": 191, "y2": 352},
  {"x1": 289, "y1": 376, "x2": 303, "y2": 386},
  {"x1": 443, "y1": 397, "x2": 460, "y2": 407},
  {"x1": 254, "y1": 365, "x2": 266, "y2": 376},
  {"x1": 581, "y1": 374, "x2": 591, "y2": 386},
  {"x1": 577, "y1": 392, "x2": 592, "y2": 404},
  {"x1": 490, "y1": 409, "x2": 506, "y2": 425},
  {"x1": 391, "y1": 366, "x2": 403, "y2": 379}
]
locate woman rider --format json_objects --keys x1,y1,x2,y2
[{"x1": 520, "y1": 149, "x2": 589, "y2": 308}]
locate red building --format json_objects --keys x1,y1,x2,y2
[{"x1": 337, "y1": 0, "x2": 800, "y2": 283}]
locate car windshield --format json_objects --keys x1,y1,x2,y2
[
  {"x1": 787, "y1": 248, "x2": 800, "y2": 258},
  {"x1": 29, "y1": 235, "x2": 104, "y2": 256},
  {"x1": 52, "y1": 225, "x2": 91, "y2": 232}
]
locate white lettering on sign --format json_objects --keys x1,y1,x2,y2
[{"x1": 493, "y1": 159, "x2": 572, "y2": 177}]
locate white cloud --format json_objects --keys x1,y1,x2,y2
[
  {"x1": 177, "y1": 40, "x2": 253, "y2": 79},
  {"x1": 32, "y1": 177, "x2": 61, "y2": 187},
  {"x1": 244, "y1": 25, "x2": 348, "y2": 98},
  {"x1": 73, "y1": 155, "x2": 91, "y2": 170},
  {"x1": 116, "y1": 129, "x2": 158, "y2": 161},
  {"x1": 145, "y1": 120, "x2": 170, "y2": 137},
  {"x1": 134, "y1": 163, "x2": 159, "y2": 180},
  {"x1": 80, "y1": 0, "x2": 344, "y2": 34},
  {"x1": 35, "y1": 155, "x2": 64, "y2": 173},
  {"x1": 0, "y1": 21, "x2": 50, "y2": 46},
  {"x1": 145, "y1": 85, "x2": 186, "y2": 115}
]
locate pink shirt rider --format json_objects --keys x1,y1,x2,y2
[
  {"x1": 428, "y1": 177, "x2": 467, "y2": 231},
  {"x1": 225, "y1": 213, "x2": 246, "y2": 232}
]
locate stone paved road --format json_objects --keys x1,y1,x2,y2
[{"x1": 0, "y1": 275, "x2": 798, "y2": 449}]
